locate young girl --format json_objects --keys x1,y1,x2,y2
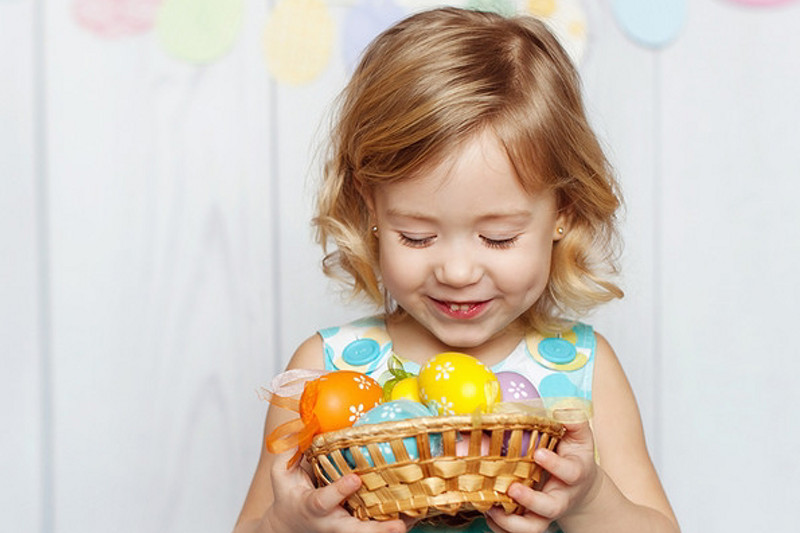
[{"x1": 235, "y1": 7, "x2": 678, "y2": 533}]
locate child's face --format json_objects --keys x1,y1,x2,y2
[{"x1": 370, "y1": 130, "x2": 565, "y2": 351}]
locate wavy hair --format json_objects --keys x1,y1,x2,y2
[{"x1": 314, "y1": 7, "x2": 623, "y2": 333}]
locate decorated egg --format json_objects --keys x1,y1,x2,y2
[
  {"x1": 348, "y1": 400, "x2": 441, "y2": 465},
  {"x1": 418, "y1": 352, "x2": 500, "y2": 415},
  {"x1": 454, "y1": 431, "x2": 492, "y2": 457},
  {"x1": 388, "y1": 376, "x2": 421, "y2": 402},
  {"x1": 496, "y1": 371, "x2": 540, "y2": 402},
  {"x1": 299, "y1": 370, "x2": 382, "y2": 433}
]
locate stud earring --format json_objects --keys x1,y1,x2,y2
[
  {"x1": 371, "y1": 225, "x2": 378, "y2": 233},
  {"x1": 557, "y1": 227, "x2": 564, "y2": 235}
]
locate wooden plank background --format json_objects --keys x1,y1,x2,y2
[{"x1": 2, "y1": 1, "x2": 799, "y2": 532}]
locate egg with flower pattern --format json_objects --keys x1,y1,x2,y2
[
  {"x1": 347, "y1": 400, "x2": 441, "y2": 465},
  {"x1": 418, "y1": 352, "x2": 500, "y2": 415},
  {"x1": 299, "y1": 370, "x2": 382, "y2": 433}
]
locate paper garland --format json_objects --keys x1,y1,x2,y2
[{"x1": 66, "y1": 0, "x2": 798, "y2": 78}]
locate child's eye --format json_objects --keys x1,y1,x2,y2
[
  {"x1": 398, "y1": 233, "x2": 435, "y2": 248},
  {"x1": 481, "y1": 235, "x2": 519, "y2": 249}
]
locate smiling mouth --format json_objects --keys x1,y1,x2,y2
[{"x1": 431, "y1": 299, "x2": 489, "y2": 319}]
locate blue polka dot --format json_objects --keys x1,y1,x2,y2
[
  {"x1": 539, "y1": 338, "x2": 577, "y2": 364},
  {"x1": 539, "y1": 374, "x2": 580, "y2": 398},
  {"x1": 324, "y1": 344, "x2": 336, "y2": 370},
  {"x1": 343, "y1": 338, "x2": 381, "y2": 366},
  {"x1": 319, "y1": 326, "x2": 340, "y2": 339}
]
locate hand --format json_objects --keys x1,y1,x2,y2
[
  {"x1": 264, "y1": 451, "x2": 407, "y2": 533},
  {"x1": 485, "y1": 417, "x2": 603, "y2": 533}
]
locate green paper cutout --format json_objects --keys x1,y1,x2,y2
[{"x1": 156, "y1": 0, "x2": 244, "y2": 63}]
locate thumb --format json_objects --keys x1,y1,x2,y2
[{"x1": 307, "y1": 473, "x2": 362, "y2": 517}]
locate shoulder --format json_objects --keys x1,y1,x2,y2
[
  {"x1": 286, "y1": 315, "x2": 386, "y2": 371},
  {"x1": 285, "y1": 334, "x2": 325, "y2": 371}
]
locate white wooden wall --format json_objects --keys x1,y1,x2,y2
[{"x1": 3, "y1": 1, "x2": 799, "y2": 532}]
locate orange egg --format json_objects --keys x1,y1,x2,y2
[{"x1": 299, "y1": 370, "x2": 382, "y2": 433}]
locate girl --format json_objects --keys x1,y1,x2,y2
[{"x1": 235, "y1": 7, "x2": 679, "y2": 533}]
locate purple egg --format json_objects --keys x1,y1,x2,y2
[{"x1": 495, "y1": 371, "x2": 540, "y2": 402}]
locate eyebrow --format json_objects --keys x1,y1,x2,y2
[{"x1": 385, "y1": 208, "x2": 533, "y2": 223}]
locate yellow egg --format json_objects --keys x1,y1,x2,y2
[
  {"x1": 418, "y1": 352, "x2": 500, "y2": 415},
  {"x1": 389, "y1": 376, "x2": 421, "y2": 402}
]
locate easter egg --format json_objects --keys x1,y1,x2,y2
[
  {"x1": 299, "y1": 370, "x2": 382, "y2": 433},
  {"x1": 418, "y1": 352, "x2": 500, "y2": 415},
  {"x1": 496, "y1": 371, "x2": 540, "y2": 402},
  {"x1": 348, "y1": 400, "x2": 441, "y2": 465},
  {"x1": 388, "y1": 376, "x2": 421, "y2": 402},
  {"x1": 454, "y1": 431, "x2": 492, "y2": 457}
]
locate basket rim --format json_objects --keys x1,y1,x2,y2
[{"x1": 308, "y1": 411, "x2": 565, "y2": 451}]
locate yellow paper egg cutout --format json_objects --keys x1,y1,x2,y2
[{"x1": 418, "y1": 352, "x2": 499, "y2": 415}]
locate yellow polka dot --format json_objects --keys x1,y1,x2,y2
[
  {"x1": 528, "y1": 0, "x2": 557, "y2": 17},
  {"x1": 263, "y1": 0, "x2": 334, "y2": 85},
  {"x1": 363, "y1": 327, "x2": 391, "y2": 346}
]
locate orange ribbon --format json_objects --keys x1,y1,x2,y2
[{"x1": 260, "y1": 369, "x2": 327, "y2": 467}]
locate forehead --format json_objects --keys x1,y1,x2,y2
[{"x1": 373, "y1": 130, "x2": 554, "y2": 218}]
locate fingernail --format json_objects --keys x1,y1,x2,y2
[{"x1": 534, "y1": 448, "x2": 548, "y2": 462}]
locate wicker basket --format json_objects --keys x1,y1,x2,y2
[{"x1": 305, "y1": 411, "x2": 565, "y2": 522}]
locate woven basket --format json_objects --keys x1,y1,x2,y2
[{"x1": 305, "y1": 411, "x2": 565, "y2": 522}]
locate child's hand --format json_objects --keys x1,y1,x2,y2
[
  {"x1": 485, "y1": 417, "x2": 602, "y2": 533},
  {"x1": 266, "y1": 451, "x2": 407, "y2": 533}
]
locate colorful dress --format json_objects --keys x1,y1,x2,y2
[{"x1": 318, "y1": 315, "x2": 597, "y2": 533}]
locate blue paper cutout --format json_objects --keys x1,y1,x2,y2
[
  {"x1": 611, "y1": 0, "x2": 687, "y2": 49},
  {"x1": 342, "y1": 0, "x2": 406, "y2": 72}
]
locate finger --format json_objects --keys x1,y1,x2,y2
[
  {"x1": 484, "y1": 509, "x2": 510, "y2": 533},
  {"x1": 560, "y1": 418, "x2": 593, "y2": 444},
  {"x1": 486, "y1": 505, "x2": 550, "y2": 533},
  {"x1": 533, "y1": 448, "x2": 583, "y2": 485},
  {"x1": 307, "y1": 473, "x2": 362, "y2": 516},
  {"x1": 507, "y1": 483, "x2": 566, "y2": 520}
]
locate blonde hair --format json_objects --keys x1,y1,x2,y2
[{"x1": 314, "y1": 7, "x2": 623, "y2": 333}]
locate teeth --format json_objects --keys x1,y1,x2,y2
[{"x1": 449, "y1": 303, "x2": 472, "y2": 312}]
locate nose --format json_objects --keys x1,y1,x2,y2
[{"x1": 434, "y1": 249, "x2": 483, "y2": 287}]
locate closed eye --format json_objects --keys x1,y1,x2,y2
[
  {"x1": 398, "y1": 233, "x2": 435, "y2": 248},
  {"x1": 481, "y1": 235, "x2": 519, "y2": 249}
]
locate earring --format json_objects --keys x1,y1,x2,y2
[
  {"x1": 371, "y1": 225, "x2": 378, "y2": 233},
  {"x1": 557, "y1": 227, "x2": 564, "y2": 235}
]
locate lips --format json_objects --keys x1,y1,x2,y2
[{"x1": 431, "y1": 298, "x2": 490, "y2": 319}]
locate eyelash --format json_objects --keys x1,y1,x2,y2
[
  {"x1": 397, "y1": 234, "x2": 519, "y2": 249},
  {"x1": 481, "y1": 236, "x2": 519, "y2": 249},
  {"x1": 398, "y1": 234, "x2": 434, "y2": 248}
]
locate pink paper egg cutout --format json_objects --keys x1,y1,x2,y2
[{"x1": 496, "y1": 371, "x2": 540, "y2": 402}]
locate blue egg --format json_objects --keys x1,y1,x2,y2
[{"x1": 346, "y1": 400, "x2": 441, "y2": 466}]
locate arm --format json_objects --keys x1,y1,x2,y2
[
  {"x1": 487, "y1": 333, "x2": 680, "y2": 533},
  {"x1": 233, "y1": 335, "x2": 406, "y2": 533}
]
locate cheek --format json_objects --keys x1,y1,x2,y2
[
  {"x1": 494, "y1": 250, "x2": 553, "y2": 296},
  {"x1": 378, "y1": 244, "x2": 424, "y2": 294}
]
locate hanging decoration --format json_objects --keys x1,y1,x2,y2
[
  {"x1": 155, "y1": 0, "x2": 244, "y2": 64},
  {"x1": 263, "y1": 0, "x2": 335, "y2": 85},
  {"x1": 611, "y1": 0, "x2": 687, "y2": 49},
  {"x1": 72, "y1": 0, "x2": 163, "y2": 38},
  {"x1": 342, "y1": 0, "x2": 407, "y2": 73}
]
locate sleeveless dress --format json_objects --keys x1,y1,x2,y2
[{"x1": 318, "y1": 315, "x2": 597, "y2": 533}]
